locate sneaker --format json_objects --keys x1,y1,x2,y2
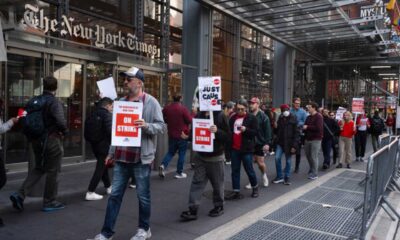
[
  {"x1": 245, "y1": 183, "x2": 252, "y2": 189},
  {"x1": 85, "y1": 192, "x2": 103, "y2": 201},
  {"x1": 272, "y1": 178, "x2": 284, "y2": 184},
  {"x1": 224, "y1": 192, "x2": 244, "y2": 200},
  {"x1": 10, "y1": 193, "x2": 24, "y2": 212},
  {"x1": 347, "y1": 164, "x2": 351, "y2": 169},
  {"x1": 130, "y1": 228, "x2": 152, "y2": 240},
  {"x1": 181, "y1": 207, "x2": 198, "y2": 221},
  {"x1": 251, "y1": 187, "x2": 259, "y2": 198},
  {"x1": 158, "y1": 165, "x2": 165, "y2": 178},
  {"x1": 262, "y1": 174, "x2": 269, "y2": 187},
  {"x1": 308, "y1": 175, "x2": 318, "y2": 180},
  {"x1": 336, "y1": 163, "x2": 343, "y2": 168},
  {"x1": 322, "y1": 164, "x2": 328, "y2": 170},
  {"x1": 284, "y1": 178, "x2": 291, "y2": 185},
  {"x1": 129, "y1": 184, "x2": 136, "y2": 189},
  {"x1": 359, "y1": 157, "x2": 364, "y2": 162},
  {"x1": 106, "y1": 186, "x2": 112, "y2": 195},
  {"x1": 208, "y1": 206, "x2": 224, "y2": 217},
  {"x1": 225, "y1": 161, "x2": 231, "y2": 165},
  {"x1": 42, "y1": 201, "x2": 65, "y2": 212},
  {"x1": 269, "y1": 151, "x2": 275, "y2": 156},
  {"x1": 174, "y1": 172, "x2": 187, "y2": 179},
  {"x1": 87, "y1": 234, "x2": 113, "y2": 240}
]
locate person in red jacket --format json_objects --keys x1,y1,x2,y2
[
  {"x1": 337, "y1": 111, "x2": 356, "y2": 169},
  {"x1": 386, "y1": 113, "x2": 395, "y2": 136},
  {"x1": 159, "y1": 95, "x2": 192, "y2": 179}
]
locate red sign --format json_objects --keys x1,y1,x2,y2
[
  {"x1": 211, "y1": 99, "x2": 217, "y2": 106},
  {"x1": 352, "y1": 98, "x2": 364, "y2": 114},
  {"x1": 115, "y1": 113, "x2": 139, "y2": 137},
  {"x1": 194, "y1": 128, "x2": 211, "y2": 145},
  {"x1": 213, "y1": 78, "x2": 220, "y2": 85}
]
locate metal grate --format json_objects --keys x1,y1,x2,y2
[
  {"x1": 265, "y1": 225, "x2": 307, "y2": 240},
  {"x1": 336, "y1": 211, "x2": 363, "y2": 237},
  {"x1": 229, "y1": 221, "x2": 282, "y2": 240},
  {"x1": 321, "y1": 177, "x2": 348, "y2": 189},
  {"x1": 264, "y1": 200, "x2": 312, "y2": 223},
  {"x1": 296, "y1": 231, "x2": 346, "y2": 240},
  {"x1": 299, "y1": 187, "x2": 331, "y2": 202},
  {"x1": 288, "y1": 204, "x2": 353, "y2": 234},
  {"x1": 337, "y1": 171, "x2": 365, "y2": 181},
  {"x1": 317, "y1": 190, "x2": 364, "y2": 209},
  {"x1": 337, "y1": 179, "x2": 364, "y2": 193}
]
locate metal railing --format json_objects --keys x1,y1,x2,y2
[{"x1": 358, "y1": 136, "x2": 400, "y2": 239}]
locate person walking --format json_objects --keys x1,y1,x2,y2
[
  {"x1": 159, "y1": 95, "x2": 192, "y2": 179},
  {"x1": 180, "y1": 111, "x2": 230, "y2": 221},
  {"x1": 245, "y1": 97, "x2": 271, "y2": 188},
  {"x1": 84, "y1": 97, "x2": 114, "y2": 201},
  {"x1": 386, "y1": 113, "x2": 395, "y2": 136},
  {"x1": 89, "y1": 67, "x2": 165, "y2": 240},
  {"x1": 354, "y1": 113, "x2": 370, "y2": 162},
  {"x1": 336, "y1": 111, "x2": 356, "y2": 169},
  {"x1": 290, "y1": 98, "x2": 307, "y2": 173},
  {"x1": 303, "y1": 102, "x2": 323, "y2": 180},
  {"x1": 272, "y1": 104, "x2": 299, "y2": 185},
  {"x1": 321, "y1": 109, "x2": 339, "y2": 170},
  {"x1": 329, "y1": 111, "x2": 340, "y2": 164},
  {"x1": 219, "y1": 101, "x2": 235, "y2": 165},
  {"x1": 10, "y1": 76, "x2": 67, "y2": 212},
  {"x1": 370, "y1": 110, "x2": 385, "y2": 152},
  {"x1": 225, "y1": 99, "x2": 259, "y2": 200}
]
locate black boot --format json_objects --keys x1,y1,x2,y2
[
  {"x1": 180, "y1": 206, "x2": 198, "y2": 221},
  {"x1": 0, "y1": 217, "x2": 3, "y2": 227},
  {"x1": 208, "y1": 206, "x2": 224, "y2": 217},
  {"x1": 251, "y1": 187, "x2": 259, "y2": 198}
]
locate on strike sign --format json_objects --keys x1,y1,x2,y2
[
  {"x1": 352, "y1": 98, "x2": 364, "y2": 114},
  {"x1": 192, "y1": 118, "x2": 213, "y2": 152},
  {"x1": 198, "y1": 76, "x2": 222, "y2": 111},
  {"x1": 111, "y1": 101, "x2": 143, "y2": 147}
]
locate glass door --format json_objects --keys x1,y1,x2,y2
[{"x1": 51, "y1": 57, "x2": 84, "y2": 158}]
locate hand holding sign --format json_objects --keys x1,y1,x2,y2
[
  {"x1": 210, "y1": 125, "x2": 217, "y2": 133},
  {"x1": 134, "y1": 119, "x2": 148, "y2": 129}
]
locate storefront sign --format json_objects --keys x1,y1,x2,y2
[
  {"x1": 198, "y1": 76, "x2": 222, "y2": 111},
  {"x1": 192, "y1": 118, "x2": 213, "y2": 152},
  {"x1": 111, "y1": 101, "x2": 143, "y2": 147},
  {"x1": 360, "y1": 5, "x2": 386, "y2": 18},
  {"x1": 22, "y1": 4, "x2": 159, "y2": 56},
  {"x1": 352, "y1": 97, "x2": 365, "y2": 114}
]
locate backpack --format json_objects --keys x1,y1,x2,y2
[
  {"x1": 84, "y1": 110, "x2": 105, "y2": 144},
  {"x1": 371, "y1": 117, "x2": 384, "y2": 135},
  {"x1": 20, "y1": 95, "x2": 48, "y2": 139}
]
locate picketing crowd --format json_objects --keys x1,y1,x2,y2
[{"x1": 0, "y1": 66, "x2": 394, "y2": 240}]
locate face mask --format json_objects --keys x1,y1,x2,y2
[{"x1": 283, "y1": 111, "x2": 290, "y2": 117}]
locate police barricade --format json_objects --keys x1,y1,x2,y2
[
  {"x1": 359, "y1": 136, "x2": 400, "y2": 239},
  {"x1": 378, "y1": 134, "x2": 391, "y2": 148}
]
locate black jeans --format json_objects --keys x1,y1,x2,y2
[
  {"x1": 321, "y1": 138, "x2": 333, "y2": 166},
  {"x1": 355, "y1": 131, "x2": 367, "y2": 158},
  {"x1": 88, "y1": 142, "x2": 111, "y2": 192},
  {"x1": 18, "y1": 137, "x2": 63, "y2": 205}
]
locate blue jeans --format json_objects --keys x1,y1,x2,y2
[
  {"x1": 231, "y1": 150, "x2": 258, "y2": 191},
  {"x1": 101, "y1": 162, "x2": 151, "y2": 238},
  {"x1": 161, "y1": 138, "x2": 188, "y2": 174},
  {"x1": 275, "y1": 145, "x2": 292, "y2": 179}
]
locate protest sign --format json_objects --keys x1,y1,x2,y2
[
  {"x1": 192, "y1": 118, "x2": 213, "y2": 152},
  {"x1": 111, "y1": 101, "x2": 143, "y2": 147},
  {"x1": 97, "y1": 77, "x2": 118, "y2": 100},
  {"x1": 198, "y1": 76, "x2": 222, "y2": 111},
  {"x1": 352, "y1": 98, "x2": 364, "y2": 114},
  {"x1": 336, "y1": 107, "x2": 347, "y2": 121}
]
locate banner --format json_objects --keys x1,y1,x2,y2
[
  {"x1": 336, "y1": 107, "x2": 347, "y2": 121},
  {"x1": 198, "y1": 76, "x2": 222, "y2": 111},
  {"x1": 111, "y1": 101, "x2": 143, "y2": 147},
  {"x1": 352, "y1": 98, "x2": 365, "y2": 114},
  {"x1": 192, "y1": 118, "x2": 213, "y2": 152}
]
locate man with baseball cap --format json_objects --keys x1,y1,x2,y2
[
  {"x1": 246, "y1": 97, "x2": 271, "y2": 188},
  {"x1": 90, "y1": 66, "x2": 165, "y2": 240},
  {"x1": 272, "y1": 104, "x2": 299, "y2": 185}
]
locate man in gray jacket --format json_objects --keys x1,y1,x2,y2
[{"x1": 90, "y1": 67, "x2": 164, "y2": 240}]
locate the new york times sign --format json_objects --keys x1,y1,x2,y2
[{"x1": 22, "y1": 4, "x2": 159, "y2": 56}]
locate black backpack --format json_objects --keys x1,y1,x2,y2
[
  {"x1": 371, "y1": 117, "x2": 384, "y2": 135},
  {"x1": 20, "y1": 95, "x2": 48, "y2": 139},
  {"x1": 84, "y1": 110, "x2": 105, "y2": 144}
]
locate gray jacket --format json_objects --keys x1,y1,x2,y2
[{"x1": 109, "y1": 93, "x2": 165, "y2": 164}]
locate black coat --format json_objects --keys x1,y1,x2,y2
[
  {"x1": 229, "y1": 113, "x2": 258, "y2": 153},
  {"x1": 275, "y1": 114, "x2": 299, "y2": 155},
  {"x1": 323, "y1": 116, "x2": 340, "y2": 140},
  {"x1": 91, "y1": 107, "x2": 112, "y2": 155}
]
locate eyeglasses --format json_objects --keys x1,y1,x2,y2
[
  {"x1": 237, "y1": 107, "x2": 246, "y2": 112},
  {"x1": 329, "y1": 115, "x2": 335, "y2": 117}
]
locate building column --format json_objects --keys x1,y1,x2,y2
[
  {"x1": 182, "y1": 1, "x2": 212, "y2": 109},
  {"x1": 272, "y1": 41, "x2": 295, "y2": 106},
  {"x1": 314, "y1": 66, "x2": 328, "y2": 107}
]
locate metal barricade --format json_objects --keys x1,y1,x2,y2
[
  {"x1": 359, "y1": 136, "x2": 400, "y2": 239},
  {"x1": 378, "y1": 134, "x2": 391, "y2": 148}
]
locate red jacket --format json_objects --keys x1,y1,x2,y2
[
  {"x1": 163, "y1": 102, "x2": 192, "y2": 139},
  {"x1": 339, "y1": 120, "x2": 356, "y2": 138}
]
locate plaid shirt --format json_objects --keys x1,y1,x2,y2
[{"x1": 114, "y1": 146, "x2": 141, "y2": 164}]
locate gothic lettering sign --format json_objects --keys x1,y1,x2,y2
[{"x1": 22, "y1": 4, "x2": 159, "y2": 56}]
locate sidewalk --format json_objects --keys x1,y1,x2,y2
[{"x1": 0, "y1": 145, "x2": 371, "y2": 240}]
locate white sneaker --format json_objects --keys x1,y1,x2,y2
[
  {"x1": 174, "y1": 172, "x2": 187, "y2": 179},
  {"x1": 269, "y1": 151, "x2": 275, "y2": 156},
  {"x1": 245, "y1": 183, "x2": 252, "y2": 189},
  {"x1": 87, "y1": 234, "x2": 112, "y2": 240},
  {"x1": 262, "y1": 174, "x2": 269, "y2": 187},
  {"x1": 106, "y1": 187, "x2": 112, "y2": 195},
  {"x1": 129, "y1": 184, "x2": 136, "y2": 189},
  {"x1": 85, "y1": 192, "x2": 103, "y2": 201},
  {"x1": 130, "y1": 228, "x2": 152, "y2": 240}
]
